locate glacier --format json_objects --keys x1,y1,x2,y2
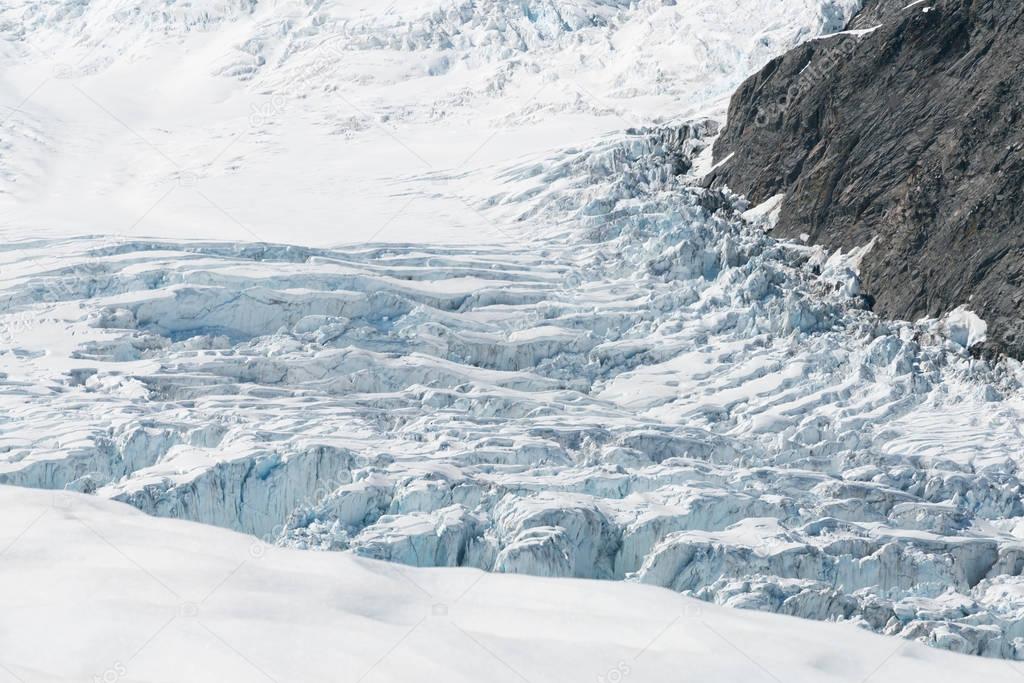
[
  {"x1": 1, "y1": 0, "x2": 1022, "y2": 668},
  {"x1": 4, "y1": 121, "x2": 1024, "y2": 659},
  {"x1": 6, "y1": 484, "x2": 1024, "y2": 682}
]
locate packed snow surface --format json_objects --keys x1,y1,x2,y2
[
  {"x1": 5, "y1": 0, "x2": 1024, "y2": 669},
  {"x1": 7, "y1": 485, "x2": 1024, "y2": 682}
]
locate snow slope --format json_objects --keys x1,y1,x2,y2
[
  {"x1": 5, "y1": 0, "x2": 1024, "y2": 669},
  {"x1": 2, "y1": 484, "x2": 1023, "y2": 682},
  {"x1": 0, "y1": 0, "x2": 861, "y2": 245}
]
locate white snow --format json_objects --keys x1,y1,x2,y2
[
  {"x1": 740, "y1": 193, "x2": 786, "y2": 230},
  {"x1": 938, "y1": 307, "x2": 989, "y2": 349},
  {"x1": 3, "y1": 125, "x2": 1024, "y2": 658},
  {"x1": 3, "y1": 0, "x2": 1023, "y2": 670},
  {"x1": 3, "y1": 484, "x2": 1023, "y2": 682},
  {"x1": 0, "y1": 0, "x2": 862, "y2": 245}
]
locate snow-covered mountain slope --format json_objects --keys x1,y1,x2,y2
[
  {"x1": 4, "y1": 121, "x2": 1024, "y2": 659},
  {"x1": 4, "y1": 484, "x2": 1024, "y2": 682},
  {"x1": 0, "y1": 0, "x2": 860, "y2": 245},
  {"x1": 5, "y1": 0, "x2": 1024, "y2": 669}
]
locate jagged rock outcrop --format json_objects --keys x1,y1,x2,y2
[{"x1": 709, "y1": 0, "x2": 1024, "y2": 356}]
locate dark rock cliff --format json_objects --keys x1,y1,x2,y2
[{"x1": 707, "y1": 0, "x2": 1024, "y2": 356}]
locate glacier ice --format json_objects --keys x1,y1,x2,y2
[
  {"x1": 3, "y1": 121, "x2": 1024, "y2": 660},
  {"x1": 2, "y1": 0, "x2": 1023, "y2": 664}
]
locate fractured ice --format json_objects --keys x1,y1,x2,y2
[{"x1": 2, "y1": 123, "x2": 1024, "y2": 659}]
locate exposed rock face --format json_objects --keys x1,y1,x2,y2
[{"x1": 709, "y1": 0, "x2": 1024, "y2": 356}]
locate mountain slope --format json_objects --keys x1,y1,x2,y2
[
  {"x1": 3, "y1": 484, "x2": 1024, "y2": 682},
  {"x1": 6, "y1": 0, "x2": 1024, "y2": 669},
  {"x1": 0, "y1": 0, "x2": 861, "y2": 246},
  {"x1": 709, "y1": 0, "x2": 1024, "y2": 356},
  {"x1": 4, "y1": 122, "x2": 1024, "y2": 659}
]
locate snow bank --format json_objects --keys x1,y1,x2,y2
[{"x1": 1, "y1": 485, "x2": 1021, "y2": 682}]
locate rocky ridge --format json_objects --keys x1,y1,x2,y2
[{"x1": 709, "y1": 0, "x2": 1024, "y2": 356}]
